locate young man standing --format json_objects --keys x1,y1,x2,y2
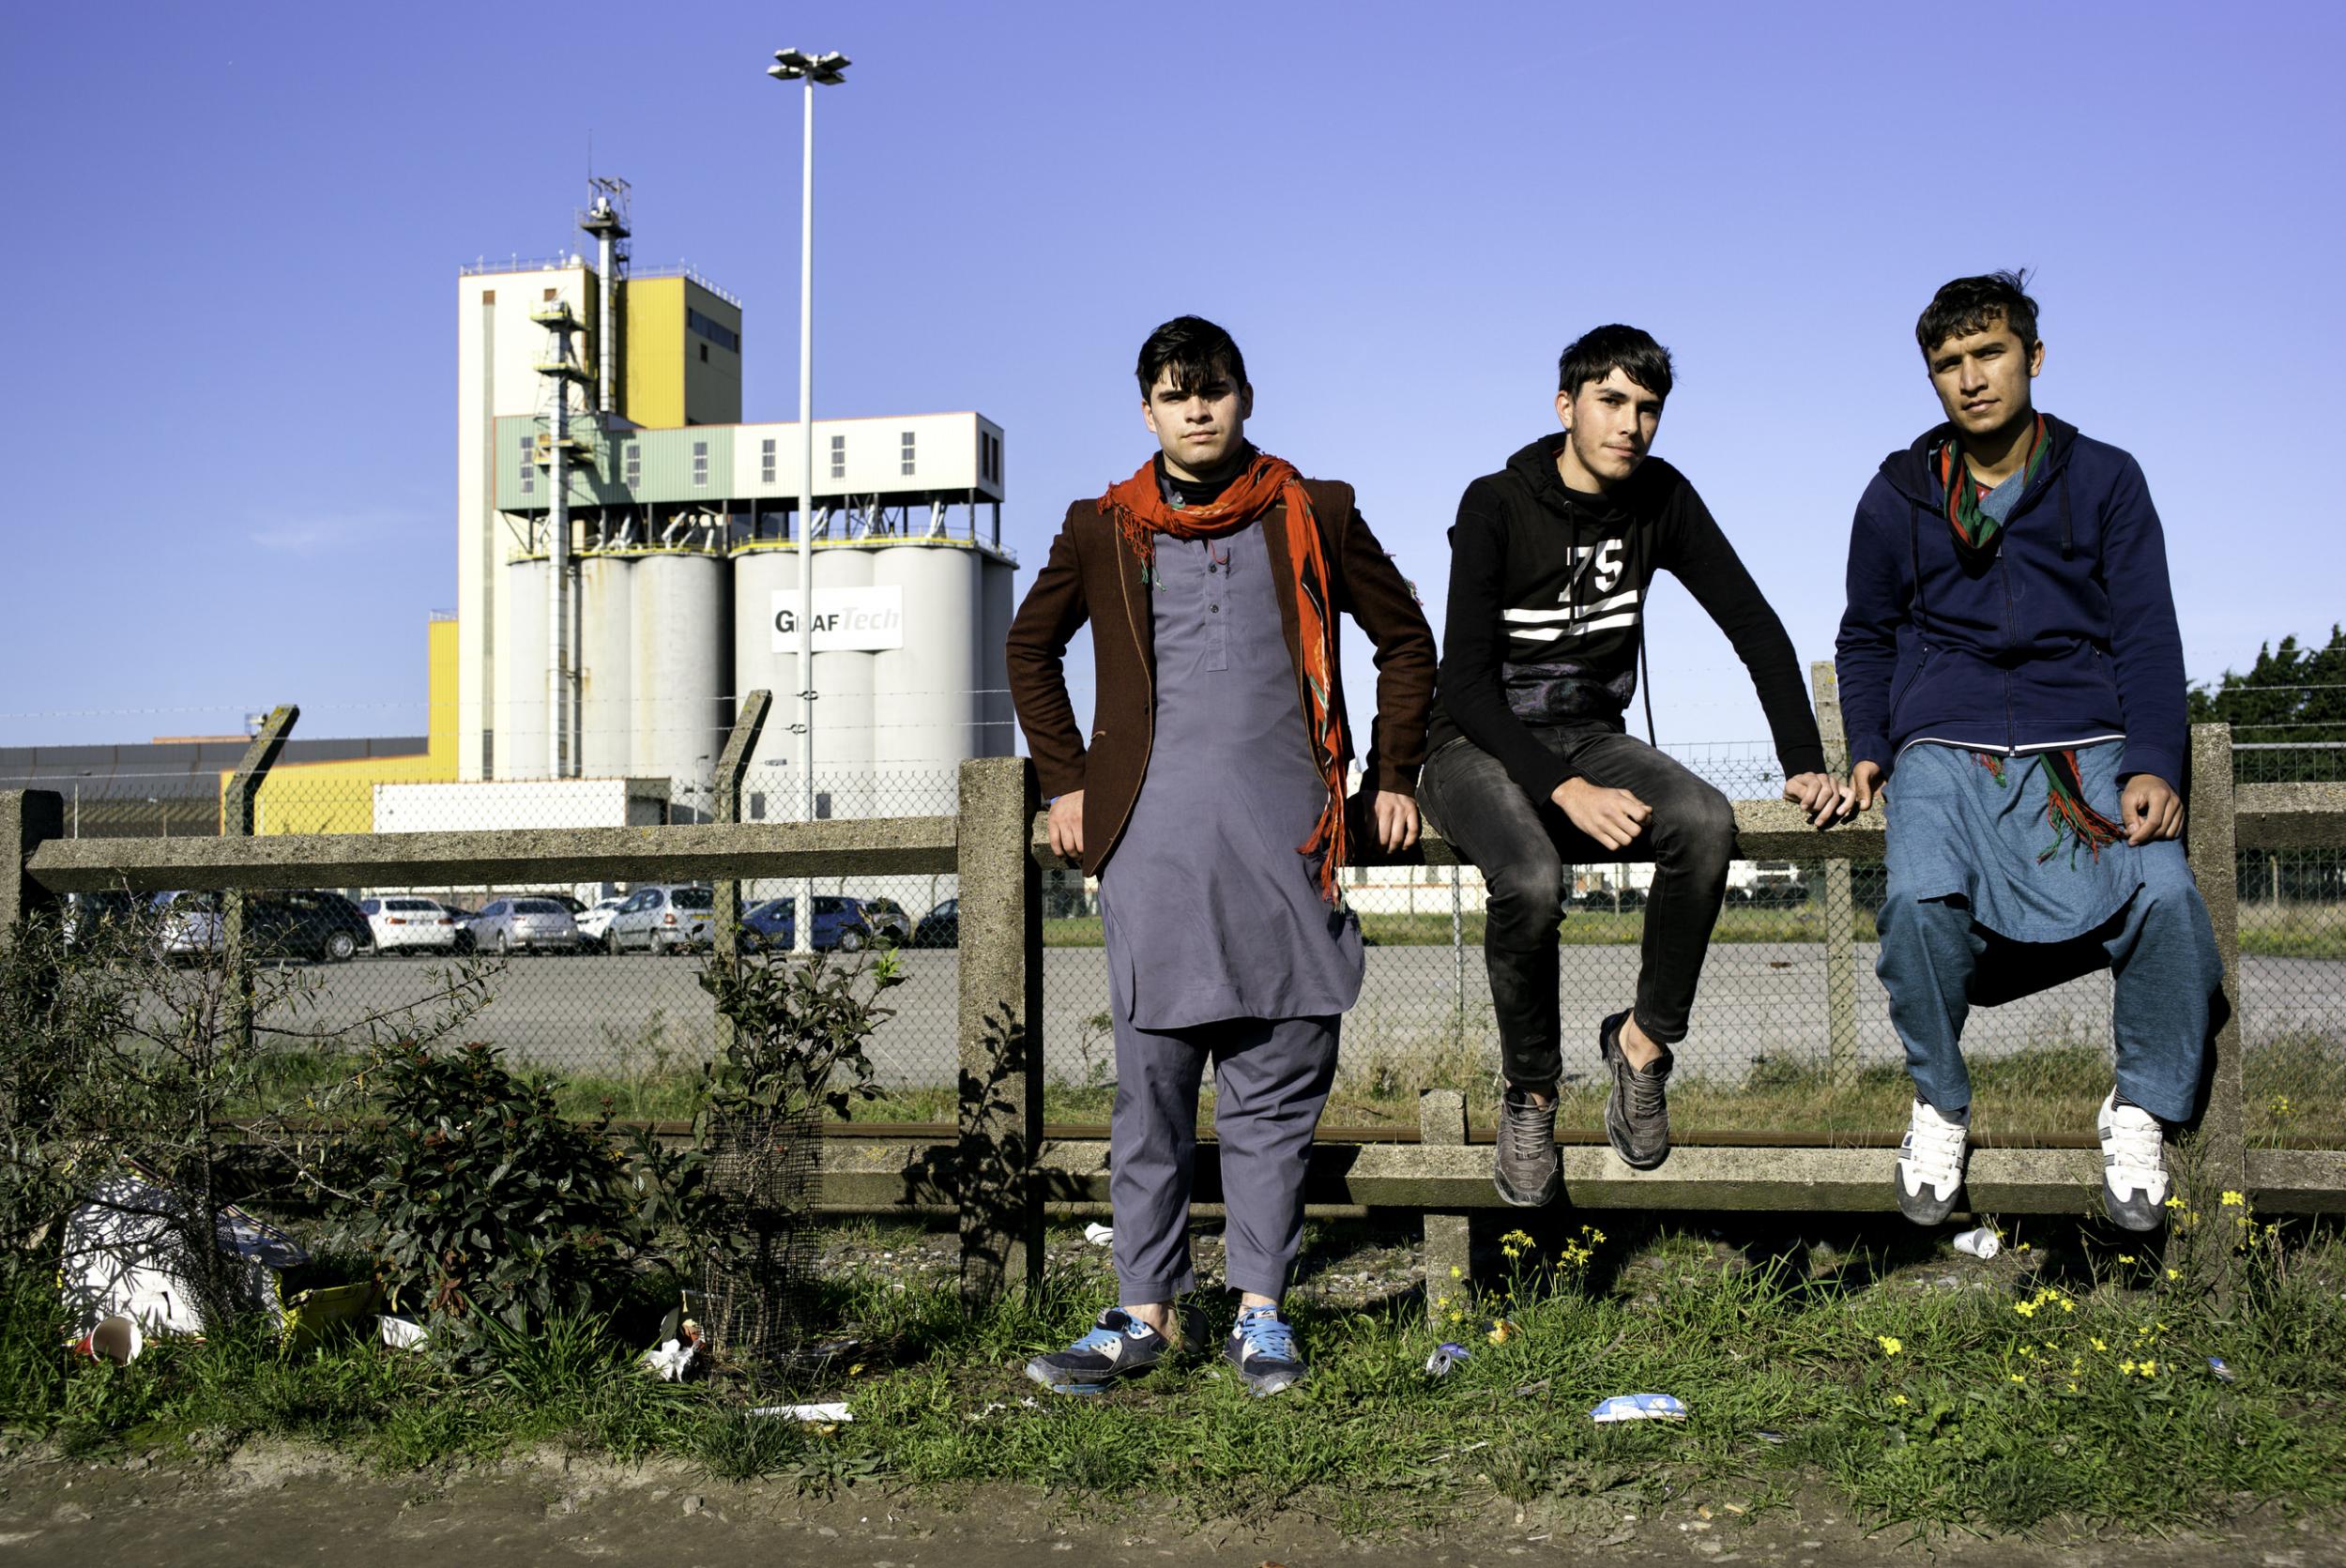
[
  {"x1": 1420, "y1": 326, "x2": 1848, "y2": 1205},
  {"x1": 1005, "y1": 316, "x2": 1435, "y2": 1395},
  {"x1": 1836, "y1": 271, "x2": 2220, "y2": 1231}
]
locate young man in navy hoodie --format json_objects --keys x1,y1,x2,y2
[{"x1": 1836, "y1": 271, "x2": 2221, "y2": 1232}]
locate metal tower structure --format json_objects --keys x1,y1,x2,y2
[{"x1": 529, "y1": 292, "x2": 591, "y2": 779}]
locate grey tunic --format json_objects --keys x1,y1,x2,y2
[{"x1": 1097, "y1": 518, "x2": 1364, "y2": 1029}]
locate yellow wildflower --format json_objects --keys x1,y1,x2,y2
[
  {"x1": 2139, "y1": 1360, "x2": 2158, "y2": 1378},
  {"x1": 1890, "y1": 1393, "x2": 1909, "y2": 1407},
  {"x1": 2165, "y1": 1269, "x2": 2181, "y2": 1282},
  {"x1": 2059, "y1": 1299, "x2": 2076, "y2": 1313},
  {"x1": 2091, "y1": 1337, "x2": 2109, "y2": 1352},
  {"x1": 1450, "y1": 1265, "x2": 1463, "y2": 1278},
  {"x1": 2117, "y1": 1254, "x2": 2135, "y2": 1265},
  {"x1": 2014, "y1": 1301, "x2": 2038, "y2": 1318},
  {"x1": 2120, "y1": 1360, "x2": 2138, "y2": 1375},
  {"x1": 2220, "y1": 1191, "x2": 2245, "y2": 1208},
  {"x1": 2009, "y1": 1373, "x2": 2026, "y2": 1384},
  {"x1": 1877, "y1": 1335, "x2": 1903, "y2": 1356},
  {"x1": 2163, "y1": 1195, "x2": 2186, "y2": 1211}
]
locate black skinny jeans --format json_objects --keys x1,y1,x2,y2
[{"x1": 1417, "y1": 724, "x2": 1735, "y2": 1093}]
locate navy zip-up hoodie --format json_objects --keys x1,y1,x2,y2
[{"x1": 1835, "y1": 413, "x2": 2188, "y2": 790}]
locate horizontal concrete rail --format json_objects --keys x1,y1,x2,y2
[
  {"x1": 812, "y1": 1138, "x2": 2346, "y2": 1215},
  {"x1": 23, "y1": 814, "x2": 960, "y2": 894},
  {"x1": 1029, "y1": 784, "x2": 2346, "y2": 868}
]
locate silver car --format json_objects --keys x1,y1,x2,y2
[
  {"x1": 467, "y1": 896, "x2": 582, "y2": 954},
  {"x1": 602, "y1": 884, "x2": 715, "y2": 954}
]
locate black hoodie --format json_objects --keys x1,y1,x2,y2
[{"x1": 1429, "y1": 434, "x2": 1825, "y2": 801}]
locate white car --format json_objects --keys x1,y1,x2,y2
[
  {"x1": 575, "y1": 896, "x2": 625, "y2": 942},
  {"x1": 360, "y1": 896, "x2": 463, "y2": 954}
]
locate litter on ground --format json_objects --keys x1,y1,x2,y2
[{"x1": 1591, "y1": 1393, "x2": 1688, "y2": 1423}]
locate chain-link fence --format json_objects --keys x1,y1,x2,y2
[{"x1": 11, "y1": 723, "x2": 2341, "y2": 1148}]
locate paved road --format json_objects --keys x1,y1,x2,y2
[{"x1": 251, "y1": 943, "x2": 2346, "y2": 1090}]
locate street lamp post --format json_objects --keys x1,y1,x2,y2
[{"x1": 769, "y1": 46, "x2": 849, "y2": 957}]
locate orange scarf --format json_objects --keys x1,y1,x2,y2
[{"x1": 1097, "y1": 450, "x2": 1349, "y2": 903}]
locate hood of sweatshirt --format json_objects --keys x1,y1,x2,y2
[
  {"x1": 1877, "y1": 411, "x2": 2081, "y2": 506},
  {"x1": 1503, "y1": 433, "x2": 1649, "y2": 526}
]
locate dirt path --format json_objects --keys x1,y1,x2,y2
[{"x1": 1, "y1": 1443, "x2": 2339, "y2": 1567}]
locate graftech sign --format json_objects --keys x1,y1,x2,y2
[{"x1": 771, "y1": 586, "x2": 906, "y2": 652}]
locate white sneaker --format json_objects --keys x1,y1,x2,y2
[
  {"x1": 2096, "y1": 1092, "x2": 2170, "y2": 1232},
  {"x1": 1895, "y1": 1099, "x2": 1968, "y2": 1225}
]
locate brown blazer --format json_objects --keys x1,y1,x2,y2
[{"x1": 1005, "y1": 478, "x2": 1437, "y2": 877}]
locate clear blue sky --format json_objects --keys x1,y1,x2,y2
[{"x1": 5, "y1": 0, "x2": 2338, "y2": 754}]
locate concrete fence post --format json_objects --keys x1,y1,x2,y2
[
  {"x1": 710, "y1": 690, "x2": 772, "y2": 1053},
  {"x1": 2186, "y1": 722, "x2": 2247, "y2": 1206},
  {"x1": 955, "y1": 756, "x2": 1044, "y2": 1303},
  {"x1": 1810, "y1": 662, "x2": 1859, "y2": 1088},
  {"x1": 222, "y1": 706, "x2": 297, "y2": 1054},
  {"x1": 1, "y1": 789, "x2": 66, "y2": 948},
  {"x1": 1419, "y1": 1088, "x2": 1471, "y2": 1322}
]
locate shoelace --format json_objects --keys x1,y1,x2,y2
[
  {"x1": 1625, "y1": 1060, "x2": 1668, "y2": 1119},
  {"x1": 1235, "y1": 1310, "x2": 1297, "y2": 1364},
  {"x1": 1905, "y1": 1110, "x2": 1966, "y2": 1186},
  {"x1": 1502, "y1": 1097, "x2": 1554, "y2": 1161},
  {"x1": 1072, "y1": 1317, "x2": 1149, "y2": 1355},
  {"x1": 2105, "y1": 1108, "x2": 2164, "y2": 1178}
]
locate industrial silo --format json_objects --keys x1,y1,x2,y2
[
  {"x1": 577, "y1": 555, "x2": 633, "y2": 778},
  {"x1": 979, "y1": 553, "x2": 1017, "y2": 758},
  {"x1": 728, "y1": 542, "x2": 797, "y2": 814},
  {"x1": 812, "y1": 547, "x2": 876, "y2": 818},
  {"x1": 875, "y1": 541, "x2": 980, "y2": 814},
  {"x1": 500, "y1": 556, "x2": 550, "y2": 779},
  {"x1": 631, "y1": 547, "x2": 730, "y2": 821}
]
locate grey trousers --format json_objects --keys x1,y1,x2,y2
[{"x1": 1110, "y1": 1013, "x2": 1340, "y2": 1303}]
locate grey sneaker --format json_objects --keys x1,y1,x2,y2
[
  {"x1": 2096, "y1": 1092, "x2": 2170, "y2": 1233},
  {"x1": 1598, "y1": 1010, "x2": 1672, "y2": 1170},
  {"x1": 1023, "y1": 1308, "x2": 1172, "y2": 1394},
  {"x1": 1895, "y1": 1098, "x2": 1969, "y2": 1225},
  {"x1": 1494, "y1": 1087, "x2": 1561, "y2": 1207},
  {"x1": 1224, "y1": 1305, "x2": 1305, "y2": 1397}
]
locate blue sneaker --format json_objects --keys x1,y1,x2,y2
[
  {"x1": 1024, "y1": 1309, "x2": 1172, "y2": 1394},
  {"x1": 1224, "y1": 1305, "x2": 1305, "y2": 1397}
]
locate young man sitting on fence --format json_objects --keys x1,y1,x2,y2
[
  {"x1": 1418, "y1": 325, "x2": 1849, "y2": 1204},
  {"x1": 1004, "y1": 315, "x2": 1436, "y2": 1396},
  {"x1": 1836, "y1": 270, "x2": 2221, "y2": 1233}
]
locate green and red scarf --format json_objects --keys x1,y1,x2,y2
[
  {"x1": 1974, "y1": 749, "x2": 2125, "y2": 864},
  {"x1": 1936, "y1": 412, "x2": 2050, "y2": 562},
  {"x1": 1098, "y1": 450, "x2": 1349, "y2": 904}
]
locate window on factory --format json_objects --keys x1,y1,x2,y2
[
  {"x1": 692, "y1": 440, "x2": 709, "y2": 487},
  {"x1": 698, "y1": 343, "x2": 708, "y2": 363},
  {"x1": 900, "y1": 430, "x2": 917, "y2": 477},
  {"x1": 519, "y1": 432, "x2": 535, "y2": 495},
  {"x1": 685, "y1": 308, "x2": 739, "y2": 353},
  {"x1": 830, "y1": 433, "x2": 846, "y2": 480},
  {"x1": 760, "y1": 437, "x2": 777, "y2": 485},
  {"x1": 623, "y1": 443, "x2": 641, "y2": 487}
]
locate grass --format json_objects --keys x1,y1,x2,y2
[
  {"x1": 8, "y1": 1202, "x2": 2343, "y2": 1535},
  {"x1": 236, "y1": 1030, "x2": 2346, "y2": 1148}
]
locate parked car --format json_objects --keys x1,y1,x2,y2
[
  {"x1": 853, "y1": 896, "x2": 913, "y2": 946},
  {"x1": 909, "y1": 897, "x2": 960, "y2": 949},
  {"x1": 468, "y1": 896, "x2": 583, "y2": 954},
  {"x1": 526, "y1": 891, "x2": 587, "y2": 917},
  {"x1": 363, "y1": 895, "x2": 463, "y2": 954},
  {"x1": 62, "y1": 889, "x2": 143, "y2": 949},
  {"x1": 602, "y1": 884, "x2": 715, "y2": 953},
  {"x1": 153, "y1": 889, "x2": 373, "y2": 963},
  {"x1": 739, "y1": 894, "x2": 879, "y2": 953},
  {"x1": 574, "y1": 896, "x2": 625, "y2": 943}
]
